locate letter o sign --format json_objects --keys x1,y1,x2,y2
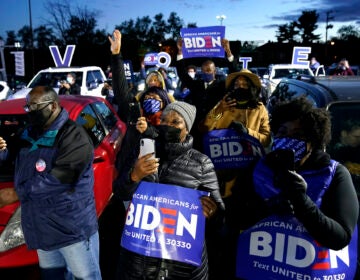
[{"x1": 156, "y1": 52, "x2": 171, "y2": 68}]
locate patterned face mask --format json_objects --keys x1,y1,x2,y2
[
  {"x1": 271, "y1": 137, "x2": 307, "y2": 163},
  {"x1": 143, "y1": 98, "x2": 161, "y2": 114}
]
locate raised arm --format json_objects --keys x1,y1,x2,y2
[{"x1": 109, "y1": 30, "x2": 132, "y2": 123}]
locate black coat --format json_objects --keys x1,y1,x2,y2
[{"x1": 113, "y1": 135, "x2": 224, "y2": 280}]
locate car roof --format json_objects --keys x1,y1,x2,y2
[
  {"x1": 314, "y1": 76, "x2": 360, "y2": 101},
  {"x1": 0, "y1": 95, "x2": 105, "y2": 116},
  {"x1": 38, "y1": 66, "x2": 103, "y2": 72},
  {"x1": 269, "y1": 64, "x2": 311, "y2": 69}
]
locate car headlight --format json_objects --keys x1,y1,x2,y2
[{"x1": 0, "y1": 207, "x2": 25, "y2": 252}]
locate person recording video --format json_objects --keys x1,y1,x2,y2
[{"x1": 59, "y1": 72, "x2": 81, "y2": 95}]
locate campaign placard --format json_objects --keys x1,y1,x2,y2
[
  {"x1": 144, "y1": 52, "x2": 171, "y2": 68},
  {"x1": 123, "y1": 60, "x2": 134, "y2": 82},
  {"x1": 121, "y1": 181, "x2": 208, "y2": 266},
  {"x1": 203, "y1": 129, "x2": 265, "y2": 169},
  {"x1": 236, "y1": 215, "x2": 357, "y2": 280},
  {"x1": 180, "y1": 26, "x2": 225, "y2": 58}
]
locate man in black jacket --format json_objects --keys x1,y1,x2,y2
[{"x1": 175, "y1": 38, "x2": 237, "y2": 151}]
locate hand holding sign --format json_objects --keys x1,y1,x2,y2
[{"x1": 200, "y1": 196, "x2": 218, "y2": 218}]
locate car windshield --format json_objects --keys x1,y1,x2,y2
[
  {"x1": 0, "y1": 115, "x2": 29, "y2": 181},
  {"x1": 28, "y1": 72, "x2": 83, "y2": 88},
  {"x1": 274, "y1": 68, "x2": 312, "y2": 79}
]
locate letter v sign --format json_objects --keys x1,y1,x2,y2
[{"x1": 49, "y1": 45, "x2": 76, "y2": 67}]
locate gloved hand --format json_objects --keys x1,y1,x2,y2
[
  {"x1": 276, "y1": 170, "x2": 307, "y2": 204},
  {"x1": 265, "y1": 195, "x2": 294, "y2": 216},
  {"x1": 229, "y1": 121, "x2": 248, "y2": 134}
]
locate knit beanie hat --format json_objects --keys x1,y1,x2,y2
[{"x1": 163, "y1": 101, "x2": 197, "y2": 131}]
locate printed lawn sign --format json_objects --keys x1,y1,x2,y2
[
  {"x1": 180, "y1": 26, "x2": 225, "y2": 58},
  {"x1": 121, "y1": 181, "x2": 208, "y2": 266},
  {"x1": 203, "y1": 128, "x2": 265, "y2": 169},
  {"x1": 236, "y1": 215, "x2": 357, "y2": 280}
]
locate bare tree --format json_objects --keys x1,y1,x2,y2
[
  {"x1": 43, "y1": 0, "x2": 72, "y2": 45},
  {"x1": 43, "y1": 0, "x2": 103, "y2": 45}
]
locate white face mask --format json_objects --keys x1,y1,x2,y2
[
  {"x1": 188, "y1": 72, "x2": 196, "y2": 79},
  {"x1": 66, "y1": 77, "x2": 73, "y2": 84}
]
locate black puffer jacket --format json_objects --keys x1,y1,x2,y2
[{"x1": 113, "y1": 135, "x2": 224, "y2": 280}]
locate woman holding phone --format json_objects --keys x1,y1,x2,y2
[{"x1": 113, "y1": 101, "x2": 224, "y2": 280}]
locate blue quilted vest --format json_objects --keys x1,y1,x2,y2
[
  {"x1": 14, "y1": 110, "x2": 97, "y2": 250},
  {"x1": 236, "y1": 159, "x2": 358, "y2": 279}
]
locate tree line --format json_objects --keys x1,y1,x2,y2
[{"x1": 1, "y1": 0, "x2": 359, "y2": 80}]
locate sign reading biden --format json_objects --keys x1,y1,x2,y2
[
  {"x1": 203, "y1": 129, "x2": 265, "y2": 169},
  {"x1": 180, "y1": 26, "x2": 225, "y2": 58},
  {"x1": 121, "y1": 182, "x2": 208, "y2": 266},
  {"x1": 236, "y1": 215, "x2": 357, "y2": 280}
]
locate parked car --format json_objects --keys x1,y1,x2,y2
[
  {"x1": 7, "y1": 66, "x2": 107, "y2": 100},
  {"x1": 263, "y1": 63, "x2": 326, "y2": 97},
  {"x1": 0, "y1": 81, "x2": 13, "y2": 101},
  {"x1": 267, "y1": 75, "x2": 360, "y2": 114},
  {"x1": 325, "y1": 101, "x2": 360, "y2": 196},
  {"x1": 326, "y1": 63, "x2": 359, "y2": 76},
  {"x1": 0, "y1": 95, "x2": 126, "y2": 270},
  {"x1": 249, "y1": 67, "x2": 268, "y2": 78}
]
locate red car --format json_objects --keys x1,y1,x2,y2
[{"x1": 0, "y1": 96, "x2": 126, "y2": 269}]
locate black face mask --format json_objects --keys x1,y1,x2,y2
[
  {"x1": 157, "y1": 125, "x2": 182, "y2": 143},
  {"x1": 27, "y1": 104, "x2": 53, "y2": 129},
  {"x1": 232, "y1": 88, "x2": 253, "y2": 102}
]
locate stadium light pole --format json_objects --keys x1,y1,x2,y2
[
  {"x1": 216, "y1": 15, "x2": 226, "y2": 26},
  {"x1": 28, "y1": 0, "x2": 35, "y2": 76}
]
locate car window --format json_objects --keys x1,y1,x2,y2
[
  {"x1": 92, "y1": 101, "x2": 117, "y2": 132},
  {"x1": 76, "y1": 105, "x2": 105, "y2": 147},
  {"x1": 0, "y1": 115, "x2": 28, "y2": 180},
  {"x1": 86, "y1": 70, "x2": 104, "y2": 88},
  {"x1": 269, "y1": 82, "x2": 316, "y2": 107},
  {"x1": 28, "y1": 71, "x2": 83, "y2": 88},
  {"x1": 273, "y1": 68, "x2": 312, "y2": 79},
  {"x1": 92, "y1": 70, "x2": 105, "y2": 84},
  {"x1": 327, "y1": 102, "x2": 360, "y2": 195}
]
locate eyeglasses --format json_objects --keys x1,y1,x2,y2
[{"x1": 23, "y1": 101, "x2": 54, "y2": 112}]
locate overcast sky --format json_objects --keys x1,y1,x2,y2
[{"x1": 1, "y1": 0, "x2": 359, "y2": 44}]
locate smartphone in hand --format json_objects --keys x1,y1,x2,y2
[
  {"x1": 129, "y1": 102, "x2": 141, "y2": 125},
  {"x1": 265, "y1": 149, "x2": 295, "y2": 171},
  {"x1": 139, "y1": 138, "x2": 155, "y2": 160}
]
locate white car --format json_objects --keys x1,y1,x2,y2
[
  {"x1": 7, "y1": 66, "x2": 106, "y2": 100},
  {"x1": 0, "y1": 81, "x2": 13, "y2": 101},
  {"x1": 263, "y1": 64, "x2": 325, "y2": 96}
]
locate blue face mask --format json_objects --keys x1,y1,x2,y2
[
  {"x1": 201, "y1": 73, "x2": 214, "y2": 83},
  {"x1": 272, "y1": 137, "x2": 307, "y2": 163},
  {"x1": 143, "y1": 99, "x2": 161, "y2": 114}
]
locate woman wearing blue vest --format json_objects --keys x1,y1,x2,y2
[{"x1": 235, "y1": 96, "x2": 359, "y2": 280}]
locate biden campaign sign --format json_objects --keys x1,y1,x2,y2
[
  {"x1": 121, "y1": 181, "x2": 208, "y2": 266},
  {"x1": 203, "y1": 129, "x2": 265, "y2": 170},
  {"x1": 180, "y1": 26, "x2": 225, "y2": 58},
  {"x1": 236, "y1": 215, "x2": 357, "y2": 280}
]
